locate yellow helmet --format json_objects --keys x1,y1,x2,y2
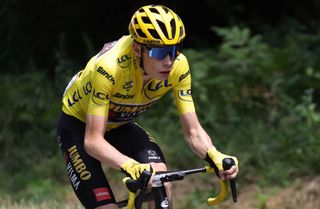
[{"x1": 129, "y1": 5, "x2": 186, "y2": 46}]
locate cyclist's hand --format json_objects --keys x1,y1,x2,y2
[
  {"x1": 120, "y1": 158, "x2": 153, "y2": 180},
  {"x1": 205, "y1": 147, "x2": 238, "y2": 180}
]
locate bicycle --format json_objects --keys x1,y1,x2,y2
[{"x1": 116, "y1": 158, "x2": 237, "y2": 209}]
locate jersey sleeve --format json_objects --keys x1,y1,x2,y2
[
  {"x1": 171, "y1": 55, "x2": 195, "y2": 114},
  {"x1": 86, "y1": 64, "x2": 117, "y2": 118}
]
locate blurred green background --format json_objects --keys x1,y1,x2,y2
[{"x1": 1, "y1": 0, "x2": 319, "y2": 208}]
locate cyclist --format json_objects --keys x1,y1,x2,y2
[{"x1": 57, "y1": 4, "x2": 238, "y2": 209}]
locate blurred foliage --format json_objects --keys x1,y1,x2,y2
[{"x1": 0, "y1": 72, "x2": 66, "y2": 197}]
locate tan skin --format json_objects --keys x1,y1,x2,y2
[{"x1": 84, "y1": 43, "x2": 238, "y2": 209}]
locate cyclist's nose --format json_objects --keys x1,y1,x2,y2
[{"x1": 163, "y1": 54, "x2": 173, "y2": 66}]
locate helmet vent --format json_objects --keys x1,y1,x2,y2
[
  {"x1": 162, "y1": 6, "x2": 169, "y2": 13},
  {"x1": 148, "y1": 29, "x2": 161, "y2": 40},
  {"x1": 179, "y1": 26, "x2": 184, "y2": 38},
  {"x1": 142, "y1": 16, "x2": 152, "y2": 24},
  {"x1": 136, "y1": 29, "x2": 147, "y2": 38},
  {"x1": 156, "y1": 20, "x2": 169, "y2": 39},
  {"x1": 149, "y1": 8, "x2": 160, "y2": 14},
  {"x1": 170, "y1": 19, "x2": 176, "y2": 38},
  {"x1": 133, "y1": 17, "x2": 138, "y2": 24}
]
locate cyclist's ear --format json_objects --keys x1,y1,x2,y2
[{"x1": 132, "y1": 42, "x2": 142, "y2": 58}]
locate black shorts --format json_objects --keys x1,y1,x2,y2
[{"x1": 57, "y1": 112, "x2": 166, "y2": 209}]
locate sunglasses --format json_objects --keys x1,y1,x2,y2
[{"x1": 142, "y1": 45, "x2": 180, "y2": 60}]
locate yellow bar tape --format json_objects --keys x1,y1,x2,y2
[
  {"x1": 205, "y1": 166, "x2": 229, "y2": 205},
  {"x1": 122, "y1": 177, "x2": 135, "y2": 209}
]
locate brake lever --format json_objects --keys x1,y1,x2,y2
[
  {"x1": 122, "y1": 170, "x2": 152, "y2": 209},
  {"x1": 222, "y1": 158, "x2": 237, "y2": 202},
  {"x1": 135, "y1": 170, "x2": 151, "y2": 209}
]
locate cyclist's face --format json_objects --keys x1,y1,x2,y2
[{"x1": 142, "y1": 47, "x2": 176, "y2": 81}]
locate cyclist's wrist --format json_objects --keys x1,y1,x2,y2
[
  {"x1": 120, "y1": 158, "x2": 153, "y2": 180},
  {"x1": 207, "y1": 147, "x2": 218, "y2": 155},
  {"x1": 120, "y1": 158, "x2": 138, "y2": 170},
  {"x1": 204, "y1": 148, "x2": 220, "y2": 174},
  {"x1": 205, "y1": 148, "x2": 238, "y2": 172},
  {"x1": 205, "y1": 147, "x2": 220, "y2": 163}
]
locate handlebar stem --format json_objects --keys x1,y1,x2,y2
[{"x1": 152, "y1": 174, "x2": 166, "y2": 187}]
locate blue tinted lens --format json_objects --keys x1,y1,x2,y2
[{"x1": 147, "y1": 45, "x2": 178, "y2": 60}]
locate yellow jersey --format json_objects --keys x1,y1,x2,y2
[{"x1": 62, "y1": 35, "x2": 195, "y2": 131}]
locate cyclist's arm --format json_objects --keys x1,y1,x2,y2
[
  {"x1": 180, "y1": 112, "x2": 238, "y2": 179},
  {"x1": 179, "y1": 111, "x2": 214, "y2": 159},
  {"x1": 170, "y1": 58, "x2": 213, "y2": 158},
  {"x1": 84, "y1": 114, "x2": 153, "y2": 179},
  {"x1": 83, "y1": 64, "x2": 130, "y2": 170},
  {"x1": 171, "y1": 55, "x2": 237, "y2": 178},
  {"x1": 84, "y1": 114, "x2": 129, "y2": 169}
]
